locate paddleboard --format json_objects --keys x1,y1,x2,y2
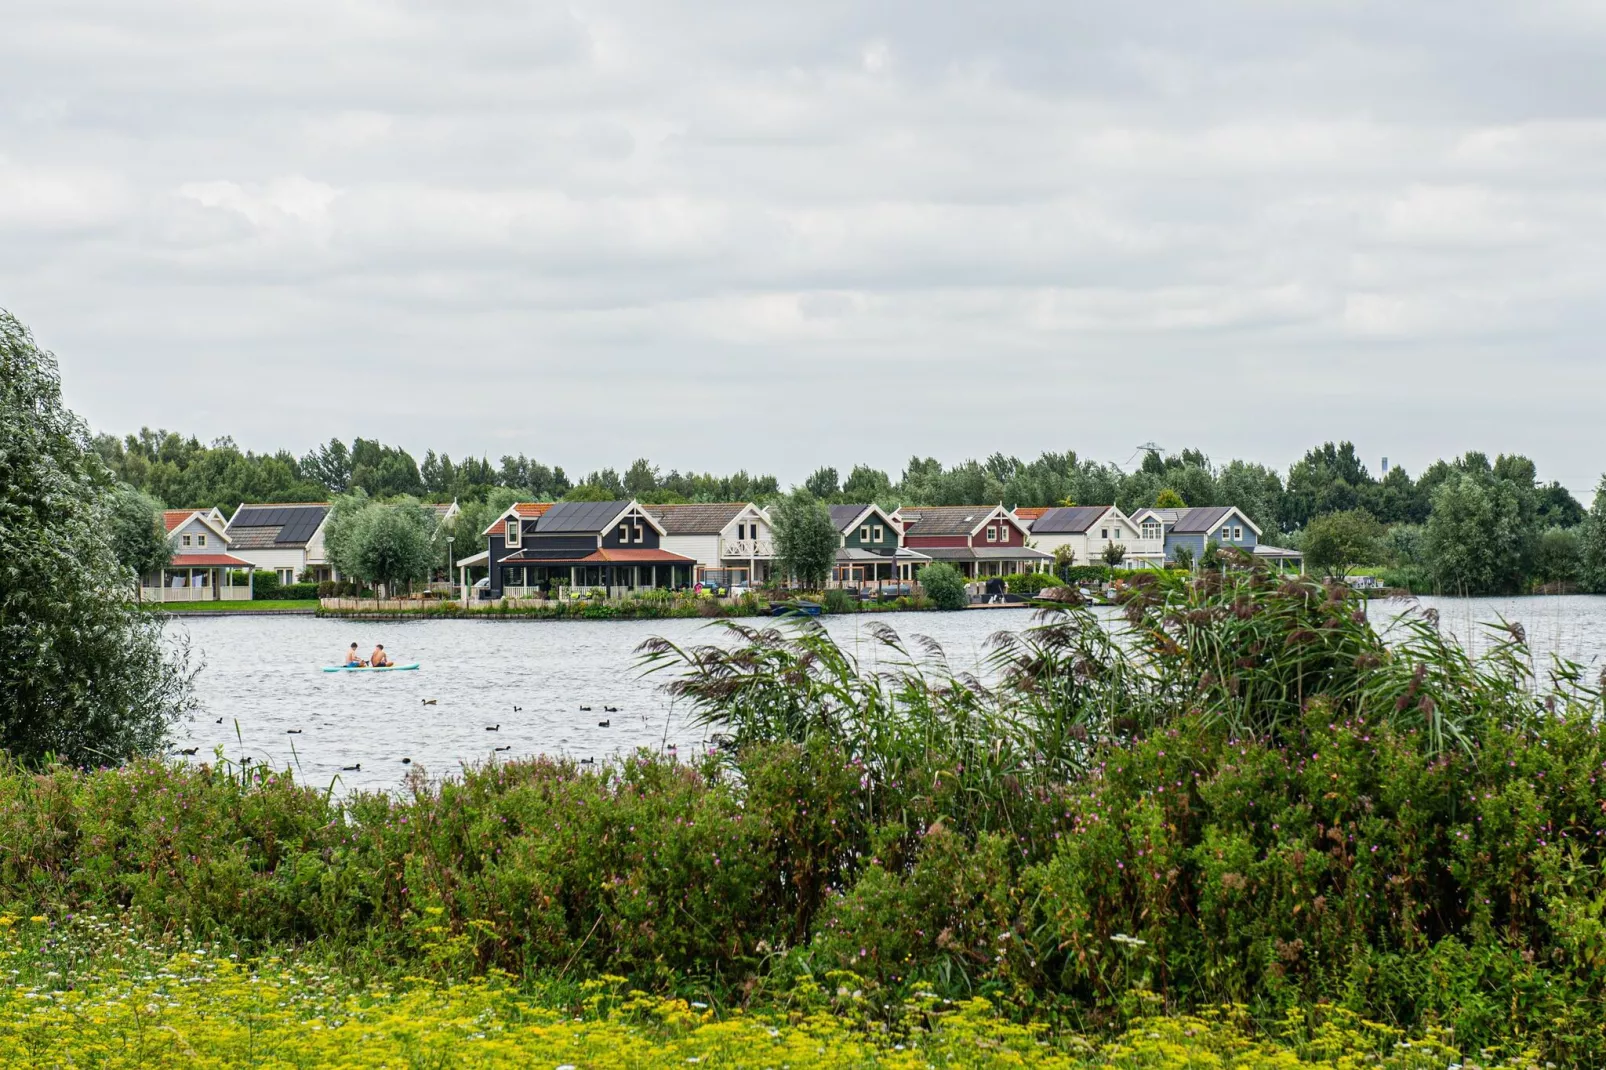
[{"x1": 321, "y1": 663, "x2": 421, "y2": 673}]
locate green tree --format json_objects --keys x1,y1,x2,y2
[
  {"x1": 334, "y1": 499, "x2": 437, "y2": 595},
  {"x1": 803, "y1": 467, "x2": 840, "y2": 501},
  {"x1": 1155, "y1": 488, "x2": 1186, "y2": 509},
  {"x1": 623, "y1": 458, "x2": 659, "y2": 497},
  {"x1": 773, "y1": 489, "x2": 838, "y2": 588},
  {"x1": 918, "y1": 562, "x2": 969, "y2": 610},
  {"x1": 1423, "y1": 466, "x2": 1536, "y2": 595},
  {"x1": 1301, "y1": 508, "x2": 1385, "y2": 579},
  {"x1": 1534, "y1": 526, "x2": 1582, "y2": 586},
  {"x1": 1102, "y1": 542, "x2": 1127, "y2": 567},
  {"x1": 842, "y1": 464, "x2": 892, "y2": 504},
  {"x1": 1580, "y1": 475, "x2": 1606, "y2": 594},
  {"x1": 1171, "y1": 544, "x2": 1195, "y2": 570},
  {"x1": 105, "y1": 485, "x2": 173, "y2": 598},
  {"x1": 0, "y1": 311, "x2": 193, "y2": 763}
]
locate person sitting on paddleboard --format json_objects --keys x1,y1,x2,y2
[
  {"x1": 370, "y1": 644, "x2": 391, "y2": 668},
  {"x1": 344, "y1": 642, "x2": 364, "y2": 668}
]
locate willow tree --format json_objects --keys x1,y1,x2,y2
[{"x1": 0, "y1": 311, "x2": 193, "y2": 764}]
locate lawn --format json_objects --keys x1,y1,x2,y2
[{"x1": 145, "y1": 599, "x2": 319, "y2": 612}]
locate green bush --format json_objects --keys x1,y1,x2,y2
[
  {"x1": 917, "y1": 563, "x2": 968, "y2": 610},
  {"x1": 249, "y1": 572, "x2": 318, "y2": 600},
  {"x1": 822, "y1": 589, "x2": 857, "y2": 614},
  {"x1": 1002, "y1": 571, "x2": 1064, "y2": 594},
  {"x1": 1059, "y1": 564, "x2": 1110, "y2": 585}
]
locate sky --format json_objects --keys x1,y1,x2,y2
[{"x1": 4, "y1": 1, "x2": 1605, "y2": 495}]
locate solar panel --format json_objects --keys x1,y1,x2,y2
[
  {"x1": 276, "y1": 507, "x2": 327, "y2": 544},
  {"x1": 537, "y1": 501, "x2": 628, "y2": 533}
]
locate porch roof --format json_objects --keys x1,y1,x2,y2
[
  {"x1": 835, "y1": 546, "x2": 930, "y2": 562},
  {"x1": 165, "y1": 553, "x2": 254, "y2": 568},
  {"x1": 916, "y1": 546, "x2": 1053, "y2": 562},
  {"x1": 499, "y1": 547, "x2": 694, "y2": 566}
]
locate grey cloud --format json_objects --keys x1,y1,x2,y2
[{"x1": 2, "y1": 0, "x2": 1604, "y2": 494}]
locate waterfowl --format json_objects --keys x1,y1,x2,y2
[
  {"x1": 598, "y1": 719, "x2": 610, "y2": 728},
  {"x1": 422, "y1": 698, "x2": 438, "y2": 706},
  {"x1": 485, "y1": 724, "x2": 500, "y2": 732},
  {"x1": 341, "y1": 763, "x2": 361, "y2": 772}
]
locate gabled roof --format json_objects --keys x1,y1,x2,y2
[
  {"x1": 898, "y1": 504, "x2": 1013, "y2": 538},
  {"x1": 163, "y1": 509, "x2": 230, "y2": 540},
  {"x1": 1129, "y1": 507, "x2": 1184, "y2": 527},
  {"x1": 225, "y1": 503, "x2": 329, "y2": 549},
  {"x1": 483, "y1": 501, "x2": 554, "y2": 537},
  {"x1": 830, "y1": 503, "x2": 899, "y2": 535},
  {"x1": 1029, "y1": 505, "x2": 1117, "y2": 535},
  {"x1": 535, "y1": 500, "x2": 666, "y2": 536},
  {"x1": 642, "y1": 502, "x2": 754, "y2": 535},
  {"x1": 1012, "y1": 506, "x2": 1050, "y2": 522},
  {"x1": 1171, "y1": 505, "x2": 1262, "y2": 537}
]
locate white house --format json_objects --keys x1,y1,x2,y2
[
  {"x1": 641, "y1": 502, "x2": 775, "y2": 586},
  {"x1": 1018, "y1": 505, "x2": 1145, "y2": 566},
  {"x1": 144, "y1": 509, "x2": 255, "y2": 602},
  {"x1": 224, "y1": 503, "x2": 333, "y2": 583}
]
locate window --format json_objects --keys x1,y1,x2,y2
[
  {"x1": 872, "y1": 524, "x2": 884, "y2": 543},
  {"x1": 619, "y1": 523, "x2": 632, "y2": 543},
  {"x1": 181, "y1": 534, "x2": 191, "y2": 547},
  {"x1": 634, "y1": 524, "x2": 644, "y2": 543},
  {"x1": 859, "y1": 525, "x2": 870, "y2": 542},
  {"x1": 1100, "y1": 528, "x2": 1108, "y2": 540},
  {"x1": 1142, "y1": 522, "x2": 1161, "y2": 540},
  {"x1": 277, "y1": 568, "x2": 294, "y2": 584},
  {"x1": 197, "y1": 533, "x2": 207, "y2": 547},
  {"x1": 1221, "y1": 528, "x2": 1231, "y2": 540},
  {"x1": 1233, "y1": 526, "x2": 1243, "y2": 541},
  {"x1": 505, "y1": 518, "x2": 520, "y2": 547},
  {"x1": 736, "y1": 523, "x2": 746, "y2": 540},
  {"x1": 986, "y1": 526, "x2": 997, "y2": 543}
]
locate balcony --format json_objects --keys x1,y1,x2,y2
[{"x1": 721, "y1": 538, "x2": 776, "y2": 559}]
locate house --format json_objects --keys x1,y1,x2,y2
[
  {"x1": 895, "y1": 505, "x2": 1052, "y2": 579},
  {"x1": 225, "y1": 503, "x2": 334, "y2": 584},
  {"x1": 143, "y1": 508, "x2": 255, "y2": 602},
  {"x1": 1125, "y1": 505, "x2": 1269, "y2": 567},
  {"x1": 828, "y1": 504, "x2": 929, "y2": 585},
  {"x1": 1019, "y1": 505, "x2": 1141, "y2": 566},
  {"x1": 641, "y1": 502, "x2": 775, "y2": 586},
  {"x1": 478, "y1": 500, "x2": 697, "y2": 599}
]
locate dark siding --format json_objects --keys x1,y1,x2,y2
[{"x1": 601, "y1": 513, "x2": 661, "y2": 549}]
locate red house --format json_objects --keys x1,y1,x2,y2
[{"x1": 895, "y1": 505, "x2": 1053, "y2": 579}]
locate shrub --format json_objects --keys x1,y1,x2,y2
[
  {"x1": 1059, "y1": 565, "x2": 1110, "y2": 586},
  {"x1": 917, "y1": 563, "x2": 968, "y2": 610},
  {"x1": 1003, "y1": 571, "x2": 1064, "y2": 594},
  {"x1": 822, "y1": 589, "x2": 857, "y2": 614}
]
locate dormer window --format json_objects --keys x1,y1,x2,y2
[
  {"x1": 1142, "y1": 521, "x2": 1161, "y2": 540},
  {"x1": 505, "y1": 518, "x2": 521, "y2": 547}
]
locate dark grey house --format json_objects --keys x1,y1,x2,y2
[{"x1": 483, "y1": 500, "x2": 696, "y2": 598}]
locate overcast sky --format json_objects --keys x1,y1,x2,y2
[{"x1": 4, "y1": 1, "x2": 1605, "y2": 494}]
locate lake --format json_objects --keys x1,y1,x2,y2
[{"x1": 169, "y1": 595, "x2": 1606, "y2": 793}]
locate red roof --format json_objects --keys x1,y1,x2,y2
[
  {"x1": 166, "y1": 553, "x2": 253, "y2": 568},
  {"x1": 482, "y1": 502, "x2": 555, "y2": 537},
  {"x1": 1013, "y1": 507, "x2": 1050, "y2": 521},
  {"x1": 501, "y1": 547, "x2": 694, "y2": 565},
  {"x1": 163, "y1": 509, "x2": 197, "y2": 532}
]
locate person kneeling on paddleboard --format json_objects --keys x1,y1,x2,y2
[
  {"x1": 370, "y1": 644, "x2": 391, "y2": 668},
  {"x1": 344, "y1": 642, "x2": 365, "y2": 668}
]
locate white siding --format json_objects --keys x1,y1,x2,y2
[
  {"x1": 229, "y1": 547, "x2": 307, "y2": 577},
  {"x1": 660, "y1": 534, "x2": 722, "y2": 574}
]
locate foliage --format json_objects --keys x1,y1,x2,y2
[
  {"x1": 804, "y1": 466, "x2": 840, "y2": 499},
  {"x1": 94, "y1": 429, "x2": 326, "y2": 512},
  {"x1": 773, "y1": 490, "x2": 838, "y2": 589},
  {"x1": 1424, "y1": 470, "x2": 1534, "y2": 594},
  {"x1": 1003, "y1": 571, "x2": 1064, "y2": 594},
  {"x1": 1583, "y1": 475, "x2": 1606, "y2": 594},
  {"x1": 248, "y1": 572, "x2": 320, "y2": 600},
  {"x1": 325, "y1": 493, "x2": 438, "y2": 592},
  {"x1": 1536, "y1": 525, "x2": 1583, "y2": 586},
  {"x1": 1300, "y1": 508, "x2": 1385, "y2": 578},
  {"x1": 1101, "y1": 542, "x2": 1126, "y2": 566},
  {"x1": 1153, "y1": 488, "x2": 1185, "y2": 509},
  {"x1": 1060, "y1": 564, "x2": 1112, "y2": 585},
  {"x1": 0, "y1": 918, "x2": 1538, "y2": 1069},
  {"x1": 104, "y1": 484, "x2": 172, "y2": 587},
  {"x1": 1171, "y1": 544, "x2": 1194, "y2": 570},
  {"x1": 822, "y1": 588, "x2": 858, "y2": 614},
  {"x1": 917, "y1": 562, "x2": 968, "y2": 609},
  {"x1": 0, "y1": 311, "x2": 194, "y2": 766}
]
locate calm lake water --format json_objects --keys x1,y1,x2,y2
[{"x1": 169, "y1": 595, "x2": 1606, "y2": 794}]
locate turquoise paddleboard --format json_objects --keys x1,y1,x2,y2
[{"x1": 322, "y1": 663, "x2": 421, "y2": 673}]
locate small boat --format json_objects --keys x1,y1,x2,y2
[
  {"x1": 321, "y1": 663, "x2": 421, "y2": 673},
  {"x1": 768, "y1": 600, "x2": 822, "y2": 617}
]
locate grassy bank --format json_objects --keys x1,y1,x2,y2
[
  {"x1": 150, "y1": 599, "x2": 320, "y2": 613},
  {"x1": 0, "y1": 914, "x2": 1536, "y2": 1068},
  {"x1": 6, "y1": 569, "x2": 1604, "y2": 1063}
]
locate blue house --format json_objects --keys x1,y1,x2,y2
[{"x1": 1128, "y1": 505, "x2": 1261, "y2": 564}]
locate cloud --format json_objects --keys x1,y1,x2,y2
[{"x1": 2, "y1": 0, "x2": 1605, "y2": 494}]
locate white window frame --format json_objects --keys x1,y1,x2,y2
[
  {"x1": 872, "y1": 524, "x2": 884, "y2": 543},
  {"x1": 197, "y1": 533, "x2": 207, "y2": 547},
  {"x1": 181, "y1": 534, "x2": 191, "y2": 547},
  {"x1": 1142, "y1": 521, "x2": 1161, "y2": 540},
  {"x1": 619, "y1": 523, "x2": 632, "y2": 543},
  {"x1": 1100, "y1": 528, "x2": 1109, "y2": 540},
  {"x1": 277, "y1": 568, "x2": 294, "y2": 584},
  {"x1": 986, "y1": 526, "x2": 997, "y2": 543},
  {"x1": 859, "y1": 525, "x2": 871, "y2": 542},
  {"x1": 1233, "y1": 526, "x2": 1243, "y2": 541},
  {"x1": 634, "y1": 524, "x2": 644, "y2": 543},
  {"x1": 505, "y1": 518, "x2": 521, "y2": 547}
]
